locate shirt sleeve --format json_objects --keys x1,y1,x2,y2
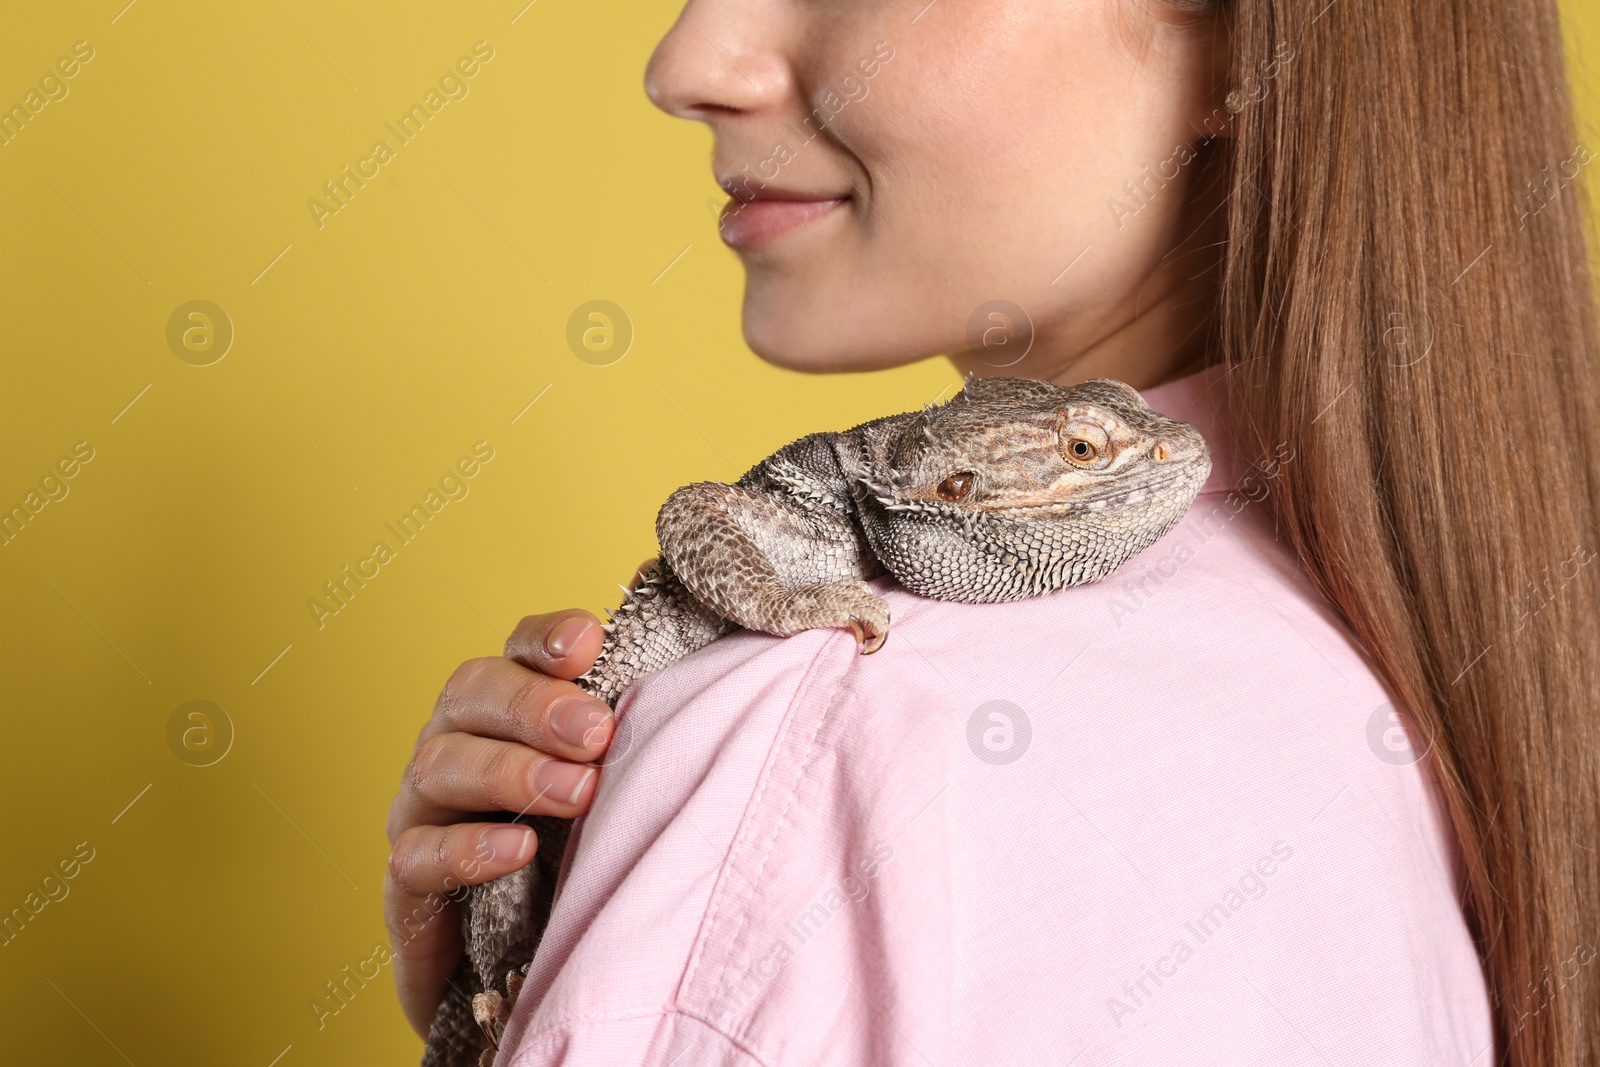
[{"x1": 494, "y1": 623, "x2": 859, "y2": 1066}]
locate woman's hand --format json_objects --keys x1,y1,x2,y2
[{"x1": 384, "y1": 563, "x2": 649, "y2": 1038}]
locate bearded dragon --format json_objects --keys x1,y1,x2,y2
[{"x1": 421, "y1": 375, "x2": 1211, "y2": 1066}]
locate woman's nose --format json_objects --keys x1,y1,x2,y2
[{"x1": 644, "y1": 0, "x2": 792, "y2": 121}]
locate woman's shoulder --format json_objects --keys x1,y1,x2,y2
[
  {"x1": 497, "y1": 503, "x2": 1493, "y2": 1064},
  {"x1": 497, "y1": 362, "x2": 1485, "y2": 1064}
]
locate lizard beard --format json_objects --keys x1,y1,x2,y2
[{"x1": 855, "y1": 495, "x2": 1199, "y2": 603}]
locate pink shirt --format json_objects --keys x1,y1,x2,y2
[{"x1": 497, "y1": 364, "x2": 1494, "y2": 1065}]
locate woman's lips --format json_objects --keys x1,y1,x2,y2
[{"x1": 718, "y1": 196, "x2": 849, "y2": 249}]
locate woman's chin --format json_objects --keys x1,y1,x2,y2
[
  {"x1": 744, "y1": 326, "x2": 922, "y2": 374},
  {"x1": 741, "y1": 299, "x2": 946, "y2": 375}
]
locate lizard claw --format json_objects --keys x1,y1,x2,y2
[
  {"x1": 846, "y1": 614, "x2": 888, "y2": 655},
  {"x1": 472, "y1": 991, "x2": 503, "y2": 1050},
  {"x1": 471, "y1": 963, "x2": 528, "y2": 1060}
]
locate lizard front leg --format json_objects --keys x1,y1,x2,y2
[{"x1": 656, "y1": 482, "x2": 891, "y2": 652}]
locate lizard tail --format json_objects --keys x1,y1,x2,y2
[
  {"x1": 420, "y1": 956, "x2": 489, "y2": 1067},
  {"x1": 575, "y1": 559, "x2": 736, "y2": 706}
]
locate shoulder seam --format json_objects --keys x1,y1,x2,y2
[
  {"x1": 511, "y1": 1006, "x2": 772, "y2": 1066},
  {"x1": 674, "y1": 627, "x2": 858, "y2": 1045}
]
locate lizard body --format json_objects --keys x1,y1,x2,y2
[{"x1": 422, "y1": 375, "x2": 1210, "y2": 1066}]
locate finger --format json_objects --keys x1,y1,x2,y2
[
  {"x1": 386, "y1": 821, "x2": 537, "y2": 901},
  {"x1": 400, "y1": 732, "x2": 601, "y2": 826},
  {"x1": 504, "y1": 609, "x2": 606, "y2": 680},
  {"x1": 385, "y1": 820, "x2": 538, "y2": 1035},
  {"x1": 425, "y1": 656, "x2": 616, "y2": 760}
]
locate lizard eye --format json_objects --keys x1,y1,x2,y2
[
  {"x1": 936, "y1": 471, "x2": 975, "y2": 501},
  {"x1": 1060, "y1": 421, "x2": 1111, "y2": 469}
]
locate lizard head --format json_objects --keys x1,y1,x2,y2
[
  {"x1": 853, "y1": 375, "x2": 1212, "y2": 600},
  {"x1": 893, "y1": 375, "x2": 1211, "y2": 513}
]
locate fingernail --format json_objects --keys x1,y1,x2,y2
[
  {"x1": 482, "y1": 826, "x2": 533, "y2": 865},
  {"x1": 550, "y1": 698, "x2": 614, "y2": 749},
  {"x1": 535, "y1": 760, "x2": 596, "y2": 806},
  {"x1": 544, "y1": 616, "x2": 593, "y2": 659}
]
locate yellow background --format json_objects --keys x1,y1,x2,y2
[{"x1": 1, "y1": 2, "x2": 1596, "y2": 1064}]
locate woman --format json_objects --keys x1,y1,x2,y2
[{"x1": 386, "y1": 0, "x2": 1600, "y2": 1063}]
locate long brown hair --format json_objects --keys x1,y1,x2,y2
[{"x1": 1158, "y1": 0, "x2": 1600, "y2": 1062}]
